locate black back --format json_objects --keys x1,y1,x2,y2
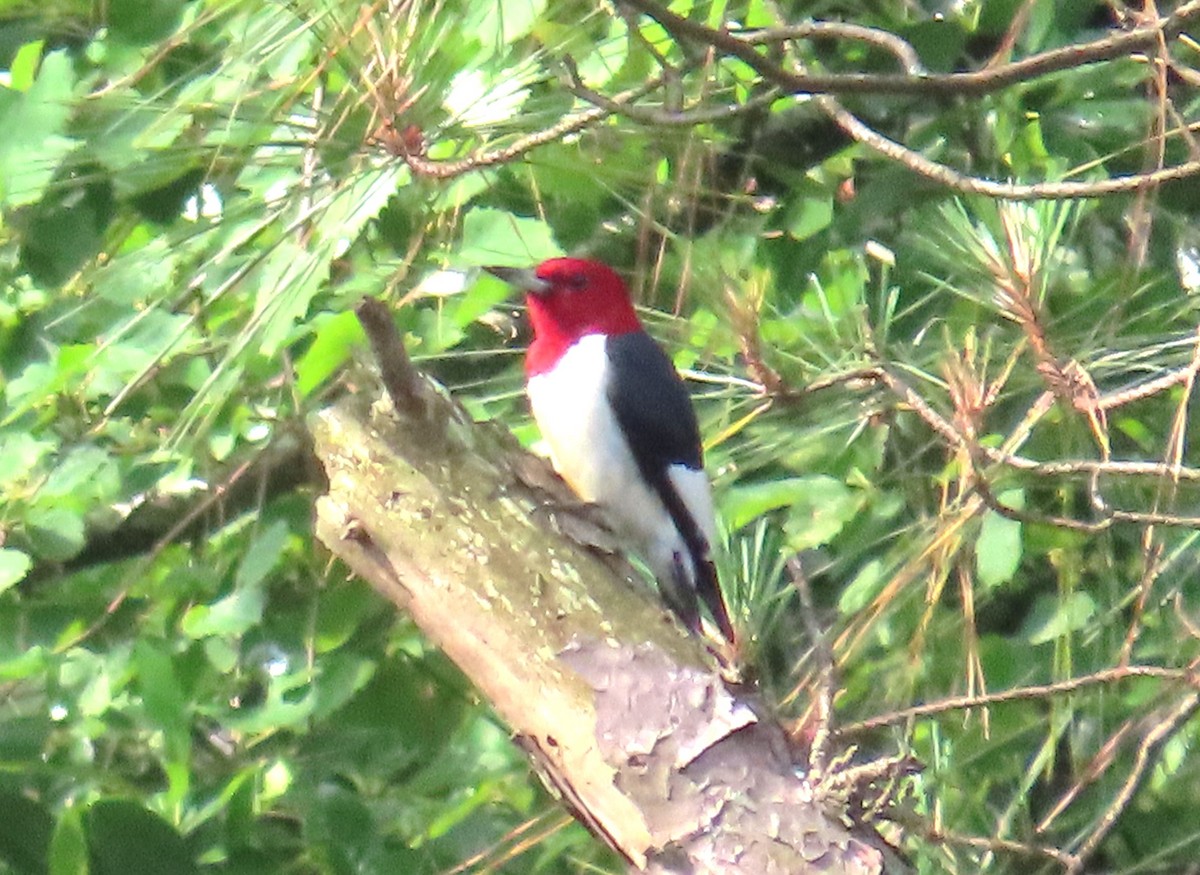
[{"x1": 604, "y1": 331, "x2": 703, "y2": 475}]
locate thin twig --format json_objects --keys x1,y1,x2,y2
[
  {"x1": 787, "y1": 556, "x2": 836, "y2": 776},
  {"x1": 1121, "y1": 327, "x2": 1200, "y2": 662},
  {"x1": 562, "y1": 55, "x2": 782, "y2": 125},
  {"x1": 1095, "y1": 364, "x2": 1197, "y2": 408},
  {"x1": 393, "y1": 76, "x2": 664, "y2": 178},
  {"x1": 621, "y1": 0, "x2": 1200, "y2": 97},
  {"x1": 873, "y1": 363, "x2": 968, "y2": 449},
  {"x1": 982, "y1": 0, "x2": 1039, "y2": 69},
  {"x1": 918, "y1": 824, "x2": 1080, "y2": 870},
  {"x1": 874, "y1": 360, "x2": 1200, "y2": 530},
  {"x1": 1067, "y1": 694, "x2": 1200, "y2": 873},
  {"x1": 1124, "y1": 0, "x2": 1172, "y2": 267},
  {"x1": 838, "y1": 664, "x2": 1200, "y2": 735},
  {"x1": 1035, "y1": 718, "x2": 1137, "y2": 834},
  {"x1": 816, "y1": 95, "x2": 1200, "y2": 200},
  {"x1": 738, "y1": 21, "x2": 924, "y2": 74},
  {"x1": 983, "y1": 454, "x2": 1200, "y2": 483}
]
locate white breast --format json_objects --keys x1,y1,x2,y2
[{"x1": 526, "y1": 335, "x2": 716, "y2": 586}]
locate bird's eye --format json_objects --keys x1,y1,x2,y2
[{"x1": 566, "y1": 274, "x2": 588, "y2": 291}]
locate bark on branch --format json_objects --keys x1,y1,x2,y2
[{"x1": 311, "y1": 299, "x2": 909, "y2": 874}]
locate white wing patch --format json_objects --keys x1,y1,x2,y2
[
  {"x1": 666, "y1": 464, "x2": 716, "y2": 548},
  {"x1": 526, "y1": 334, "x2": 716, "y2": 588}
]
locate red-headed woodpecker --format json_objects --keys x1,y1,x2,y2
[{"x1": 486, "y1": 258, "x2": 735, "y2": 642}]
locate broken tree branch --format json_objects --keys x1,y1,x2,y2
[{"x1": 311, "y1": 297, "x2": 910, "y2": 873}]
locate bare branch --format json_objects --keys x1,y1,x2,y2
[
  {"x1": 355, "y1": 297, "x2": 426, "y2": 419},
  {"x1": 738, "y1": 21, "x2": 924, "y2": 74},
  {"x1": 839, "y1": 664, "x2": 1200, "y2": 735},
  {"x1": 377, "y1": 75, "x2": 666, "y2": 178},
  {"x1": 615, "y1": 0, "x2": 1200, "y2": 197},
  {"x1": 1067, "y1": 694, "x2": 1200, "y2": 873},
  {"x1": 621, "y1": 0, "x2": 1200, "y2": 97},
  {"x1": 918, "y1": 826, "x2": 1080, "y2": 871},
  {"x1": 815, "y1": 95, "x2": 1200, "y2": 200},
  {"x1": 787, "y1": 556, "x2": 836, "y2": 778},
  {"x1": 562, "y1": 55, "x2": 782, "y2": 126}
]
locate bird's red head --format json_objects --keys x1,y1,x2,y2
[{"x1": 488, "y1": 257, "x2": 642, "y2": 375}]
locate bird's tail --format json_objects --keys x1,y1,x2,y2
[
  {"x1": 651, "y1": 470, "x2": 736, "y2": 642},
  {"x1": 666, "y1": 552, "x2": 735, "y2": 643},
  {"x1": 693, "y1": 557, "x2": 735, "y2": 643},
  {"x1": 660, "y1": 560, "x2": 702, "y2": 638}
]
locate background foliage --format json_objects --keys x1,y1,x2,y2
[{"x1": 3, "y1": 0, "x2": 1200, "y2": 872}]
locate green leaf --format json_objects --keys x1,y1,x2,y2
[
  {"x1": 431, "y1": 171, "x2": 492, "y2": 211},
  {"x1": 6, "y1": 349, "x2": 83, "y2": 420},
  {"x1": 976, "y1": 489, "x2": 1023, "y2": 588},
  {"x1": 308, "y1": 784, "x2": 374, "y2": 861},
  {"x1": 48, "y1": 807, "x2": 88, "y2": 875},
  {"x1": 180, "y1": 522, "x2": 288, "y2": 639},
  {"x1": 723, "y1": 480, "x2": 795, "y2": 530},
  {"x1": 0, "y1": 548, "x2": 32, "y2": 592},
  {"x1": 25, "y1": 507, "x2": 86, "y2": 561},
  {"x1": 8, "y1": 40, "x2": 45, "y2": 91},
  {"x1": 0, "y1": 789, "x2": 52, "y2": 875},
  {"x1": 312, "y1": 655, "x2": 376, "y2": 720},
  {"x1": 251, "y1": 241, "x2": 328, "y2": 358},
  {"x1": 783, "y1": 490, "x2": 865, "y2": 551},
  {"x1": 724, "y1": 476, "x2": 833, "y2": 529},
  {"x1": 42, "y1": 447, "x2": 120, "y2": 500},
  {"x1": 252, "y1": 168, "x2": 398, "y2": 357},
  {"x1": 838, "y1": 559, "x2": 884, "y2": 615},
  {"x1": 0, "y1": 433, "x2": 56, "y2": 484},
  {"x1": 226, "y1": 676, "x2": 318, "y2": 733},
  {"x1": 85, "y1": 104, "x2": 194, "y2": 196},
  {"x1": 235, "y1": 520, "x2": 291, "y2": 590},
  {"x1": 449, "y1": 272, "x2": 512, "y2": 329},
  {"x1": 132, "y1": 640, "x2": 190, "y2": 759},
  {"x1": 18, "y1": 176, "x2": 115, "y2": 286},
  {"x1": 85, "y1": 800, "x2": 197, "y2": 875},
  {"x1": 723, "y1": 476, "x2": 863, "y2": 550},
  {"x1": 182, "y1": 584, "x2": 266, "y2": 640},
  {"x1": 338, "y1": 654, "x2": 467, "y2": 752},
  {"x1": 786, "y1": 196, "x2": 834, "y2": 241},
  {"x1": 295, "y1": 311, "x2": 366, "y2": 398},
  {"x1": 445, "y1": 68, "x2": 530, "y2": 127},
  {"x1": 462, "y1": 0, "x2": 547, "y2": 44},
  {"x1": 0, "y1": 48, "x2": 78, "y2": 206},
  {"x1": 0, "y1": 646, "x2": 48, "y2": 680},
  {"x1": 107, "y1": 0, "x2": 185, "y2": 44},
  {"x1": 314, "y1": 583, "x2": 380, "y2": 653},
  {"x1": 1022, "y1": 593, "x2": 1097, "y2": 645},
  {"x1": 203, "y1": 637, "x2": 238, "y2": 674},
  {"x1": 457, "y1": 208, "x2": 564, "y2": 266}
]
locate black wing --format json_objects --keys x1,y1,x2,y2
[
  {"x1": 604, "y1": 331, "x2": 702, "y2": 475},
  {"x1": 605, "y1": 333, "x2": 735, "y2": 642}
]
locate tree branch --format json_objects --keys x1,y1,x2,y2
[
  {"x1": 607, "y1": 0, "x2": 1200, "y2": 198},
  {"x1": 839, "y1": 664, "x2": 1200, "y2": 735},
  {"x1": 26, "y1": 430, "x2": 320, "y2": 585},
  {"x1": 814, "y1": 95, "x2": 1200, "y2": 200},
  {"x1": 311, "y1": 298, "x2": 911, "y2": 873},
  {"x1": 620, "y1": 0, "x2": 1200, "y2": 98}
]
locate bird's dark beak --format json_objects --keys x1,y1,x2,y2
[{"x1": 483, "y1": 266, "x2": 551, "y2": 295}]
